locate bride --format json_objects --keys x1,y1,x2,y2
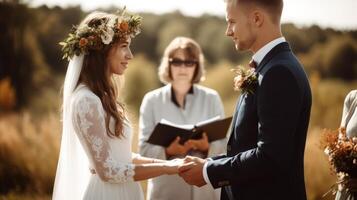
[{"x1": 52, "y1": 10, "x2": 182, "y2": 200}]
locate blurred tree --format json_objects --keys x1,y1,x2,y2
[
  {"x1": 131, "y1": 13, "x2": 164, "y2": 63},
  {"x1": 195, "y1": 14, "x2": 250, "y2": 65},
  {"x1": 298, "y1": 43, "x2": 325, "y2": 75},
  {"x1": 195, "y1": 19, "x2": 222, "y2": 63},
  {"x1": 35, "y1": 5, "x2": 82, "y2": 73},
  {"x1": 283, "y1": 23, "x2": 312, "y2": 53},
  {"x1": 0, "y1": 1, "x2": 52, "y2": 110},
  {"x1": 322, "y1": 35, "x2": 357, "y2": 80},
  {"x1": 121, "y1": 54, "x2": 160, "y2": 113},
  {"x1": 0, "y1": 2, "x2": 32, "y2": 108},
  {"x1": 305, "y1": 25, "x2": 328, "y2": 44},
  {"x1": 156, "y1": 11, "x2": 192, "y2": 56}
]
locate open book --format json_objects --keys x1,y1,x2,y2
[{"x1": 146, "y1": 116, "x2": 232, "y2": 147}]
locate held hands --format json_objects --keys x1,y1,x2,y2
[
  {"x1": 161, "y1": 156, "x2": 207, "y2": 187},
  {"x1": 178, "y1": 156, "x2": 207, "y2": 187},
  {"x1": 163, "y1": 158, "x2": 185, "y2": 175}
]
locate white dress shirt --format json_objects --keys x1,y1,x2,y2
[{"x1": 202, "y1": 36, "x2": 286, "y2": 187}]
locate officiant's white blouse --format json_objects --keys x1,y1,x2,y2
[{"x1": 139, "y1": 84, "x2": 226, "y2": 200}]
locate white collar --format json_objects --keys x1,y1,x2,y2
[{"x1": 252, "y1": 37, "x2": 286, "y2": 65}]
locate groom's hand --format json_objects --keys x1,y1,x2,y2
[{"x1": 178, "y1": 156, "x2": 207, "y2": 187}]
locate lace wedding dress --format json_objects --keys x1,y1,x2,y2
[{"x1": 69, "y1": 84, "x2": 144, "y2": 200}]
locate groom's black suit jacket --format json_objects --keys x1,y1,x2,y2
[{"x1": 206, "y1": 42, "x2": 311, "y2": 200}]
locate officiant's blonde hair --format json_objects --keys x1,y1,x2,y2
[{"x1": 158, "y1": 36, "x2": 205, "y2": 84}]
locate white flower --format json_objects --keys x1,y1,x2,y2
[
  {"x1": 98, "y1": 23, "x2": 106, "y2": 30},
  {"x1": 77, "y1": 25, "x2": 90, "y2": 36},
  {"x1": 338, "y1": 133, "x2": 344, "y2": 140},
  {"x1": 107, "y1": 18, "x2": 116, "y2": 29},
  {"x1": 101, "y1": 28, "x2": 114, "y2": 44}
]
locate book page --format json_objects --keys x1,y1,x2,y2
[
  {"x1": 195, "y1": 115, "x2": 221, "y2": 127},
  {"x1": 160, "y1": 119, "x2": 194, "y2": 130}
]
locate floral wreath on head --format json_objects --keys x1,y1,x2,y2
[{"x1": 59, "y1": 8, "x2": 142, "y2": 60}]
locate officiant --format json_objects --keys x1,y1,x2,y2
[{"x1": 138, "y1": 36, "x2": 226, "y2": 200}]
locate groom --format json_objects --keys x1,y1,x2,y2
[{"x1": 178, "y1": 0, "x2": 312, "y2": 199}]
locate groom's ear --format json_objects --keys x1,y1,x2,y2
[{"x1": 251, "y1": 10, "x2": 264, "y2": 28}]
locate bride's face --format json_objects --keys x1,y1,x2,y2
[{"x1": 107, "y1": 38, "x2": 133, "y2": 75}]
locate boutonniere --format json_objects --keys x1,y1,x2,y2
[{"x1": 231, "y1": 65, "x2": 258, "y2": 94}]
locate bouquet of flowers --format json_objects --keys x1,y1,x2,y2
[{"x1": 321, "y1": 127, "x2": 357, "y2": 196}]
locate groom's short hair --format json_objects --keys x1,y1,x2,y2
[{"x1": 226, "y1": 0, "x2": 283, "y2": 24}]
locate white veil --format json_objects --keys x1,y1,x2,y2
[{"x1": 52, "y1": 55, "x2": 90, "y2": 200}]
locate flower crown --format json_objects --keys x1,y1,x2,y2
[{"x1": 59, "y1": 8, "x2": 142, "y2": 60}]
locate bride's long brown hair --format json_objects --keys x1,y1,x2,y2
[{"x1": 78, "y1": 12, "x2": 126, "y2": 138}]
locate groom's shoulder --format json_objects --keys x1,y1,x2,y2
[
  {"x1": 261, "y1": 51, "x2": 303, "y2": 77},
  {"x1": 258, "y1": 54, "x2": 309, "y2": 93}
]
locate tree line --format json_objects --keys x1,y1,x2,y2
[{"x1": 0, "y1": 1, "x2": 356, "y2": 110}]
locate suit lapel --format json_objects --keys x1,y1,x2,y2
[
  {"x1": 227, "y1": 94, "x2": 245, "y2": 144},
  {"x1": 255, "y1": 42, "x2": 291, "y2": 73}
]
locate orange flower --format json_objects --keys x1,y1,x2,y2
[
  {"x1": 342, "y1": 142, "x2": 353, "y2": 151},
  {"x1": 119, "y1": 21, "x2": 129, "y2": 32},
  {"x1": 79, "y1": 38, "x2": 88, "y2": 47}
]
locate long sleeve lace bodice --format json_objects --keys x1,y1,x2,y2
[{"x1": 71, "y1": 86, "x2": 135, "y2": 184}]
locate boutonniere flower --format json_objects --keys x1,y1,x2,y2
[{"x1": 231, "y1": 65, "x2": 258, "y2": 94}]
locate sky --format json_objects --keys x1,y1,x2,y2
[{"x1": 29, "y1": 0, "x2": 357, "y2": 30}]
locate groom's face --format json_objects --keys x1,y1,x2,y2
[{"x1": 225, "y1": 2, "x2": 256, "y2": 51}]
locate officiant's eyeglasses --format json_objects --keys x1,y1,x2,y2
[{"x1": 169, "y1": 58, "x2": 198, "y2": 68}]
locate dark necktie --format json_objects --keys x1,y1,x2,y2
[{"x1": 249, "y1": 59, "x2": 257, "y2": 69}]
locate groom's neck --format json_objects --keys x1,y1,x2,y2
[{"x1": 251, "y1": 25, "x2": 282, "y2": 53}]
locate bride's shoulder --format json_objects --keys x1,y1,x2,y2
[{"x1": 71, "y1": 84, "x2": 101, "y2": 106}]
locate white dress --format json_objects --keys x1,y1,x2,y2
[{"x1": 71, "y1": 84, "x2": 144, "y2": 200}]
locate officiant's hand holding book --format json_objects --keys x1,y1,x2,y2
[
  {"x1": 186, "y1": 132, "x2": 209, "y2": 152},
  {"x1": 165, "y1": 136, "x2": 193, "y2": 157}
]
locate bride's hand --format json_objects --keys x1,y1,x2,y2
[{"x1": 164, "y1": 158, "x2": 184, "y2": 175}]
